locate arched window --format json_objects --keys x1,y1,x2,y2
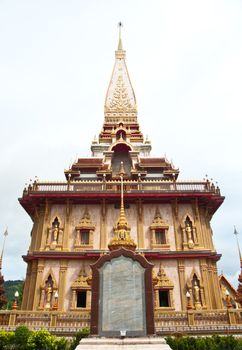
[{"x1": 111, "y1": 143, "x2": 132, "y2": 177}]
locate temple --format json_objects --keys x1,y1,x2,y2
[{"x1": 1, "y1": 28, "x2": 242, "y2": 336}]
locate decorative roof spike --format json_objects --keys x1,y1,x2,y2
[
  {"x1": 0, "y1": 229, "x2": 8, "y2": 307},
  {"x1": 116, "y1": 22, "x2": 125, "y2": 59},
  {"x1": 0, "y1": 228, "x2": 8, "y2": 266},
  {"x1": 117, "y1": 22, "x2": 123, "y2": 51},
  {"x1": 234, "y1": 226, "x2": 241, "y2": 260},
  {"x1": 234, "y1": 227, "x2": 242, "y2": 306}
]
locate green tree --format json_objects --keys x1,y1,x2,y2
[
  {"x1": 69, "y1": 328, "x2": 90, "y2": 350},
  {"x1": 13, "y1": 326, "x2": 32, "y2": 350},
  {"x1": 27, "y1": 330, "x2": 68, "y2": 350}
]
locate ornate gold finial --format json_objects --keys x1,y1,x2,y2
[
  {"x1": 92, "y1": 135, "x2": 98, "y2": 144},
  {"x1": 115, "y1": 22, "x2": 126, "y2": 59},
  {"x1": 118, "y1": 22, "x2": 123, "y2": 50},
  {"x1": 108, "y1": 162, "x2": 136, "y2": 251}
]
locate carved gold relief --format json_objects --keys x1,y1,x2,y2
[
  {"x1": 150, "y1": 208, "x2": 170, "y2": 250},
  {"x1": 153, "y1": 263, "x2": 174, "y2": 310},
  {"x1": 186, "y1": 269, "x2": 206, "y2": 310},
  {"x1": 181, "y1": 215, "x2": 199, "y2": 250},
  {"x1": 74, "y1": 208, "x2": 95, "y2": 251},
  {"x1": 108, "y1": 75, "x2": 133, "y2": 112},
  {"x1": 45, "y1": 216, "x2": 64, "y2": 251},
  {"x1": 38, "y1": 269, "x2": 58, "y2": 310},
  {"x1": 70, "y1": 265, "x2": 92, "y2": 310}
]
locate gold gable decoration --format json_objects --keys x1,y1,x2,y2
[
  {"x1": 70, "y1": 265, "x2": 92, "y2": 310},
  {"x1": 153, "y1": 264, "x2": 174, "y2": 289},
  {"x1": 108, "y1": 75, "x2": 135, "y2": 113},
  {"x1": 150, "y1": 208, "x2": 170, "y2": 250},
  {"x1": 71, "y1": 266, "x2": 92, "y2": 290},
  {"x1": 150, "y1": 208, "x2": 169, "y2": 229},
  {"x1": 219, "y1": 274, "x2": 238, "y2": 309},
  {"x1": 74, "y1": 208, "x2": 95, "y2": 251},
  {"x1": 76, "y1": 208, "x2": 95, "y2": 230},
  {"x1": 153, "y1": 264, "x2": 174, "y2": 310}
]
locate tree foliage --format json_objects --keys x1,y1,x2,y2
[
  {"x1": 3, "y1": 280, "x2": 24, "y2": 309},
  {"x1": 0, "y1": 327, "x2": 68, "y2": 350},
  {"x1": 69, "y1": 327, "x2": 90, "y2": 350}
]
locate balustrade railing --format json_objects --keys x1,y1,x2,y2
[
  {"x1": 56, "y1": 312, "x2": 90, "y2": 328},
  {"x1": 1, "y1": 309, "x2": 241, "y2": 335},
  {"x1": 16, "y1": 312, "x2": 50, "y2": 327},
  {"x1": 23, "y1": 179, "x2": 220, "y2": 196},
  {"x1": 194, "y1": 310, "x2": 228, "y2": 325}
]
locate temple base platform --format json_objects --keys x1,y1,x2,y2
[{"x1": 75, "y1": 337, "x2": 172, "y2": 350}]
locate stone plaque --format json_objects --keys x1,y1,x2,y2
[
  {"x1": 90, "y1": 248, "x2": 155, "y2": 336},
  {"x1": 99, "y1": 255, "x2": 146, "y2": 336}
]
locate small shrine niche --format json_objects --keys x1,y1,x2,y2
[
  {"x1": 39, "y1": 272, "x2": 58, "y2": 310},
  {"x1": 187, "y1": 271, "x2": 206, "y2": 310},
  {"x1": 70, "y1": 265, "x2": 92, "y2": 310},
  {"x1": 181, "y1": 215, "x2": 198, "y2": 250},
  {"x1": 45, "y1": 217, "x2": 64, "y2": 251},
  {"x1": 74, "y1": 209, "x2": 95, "y2": 251},
  {"x1": 150, "y1": 209, "x2": 170, "y2": 250},
  {"x1": 152, "y1": 264, "x2": 174, "y2": 309}
]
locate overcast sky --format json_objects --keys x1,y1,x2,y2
[{"x1": 0, "y1": 0, "x2": 242, "y2": 287}]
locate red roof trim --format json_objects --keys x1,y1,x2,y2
[{"x1": 22, "y1": 251, "x2": 221, "y2": 262}]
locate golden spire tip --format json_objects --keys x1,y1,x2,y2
[{"x1": 117, "y1": 22, "x2": 123, "y2": 51}]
